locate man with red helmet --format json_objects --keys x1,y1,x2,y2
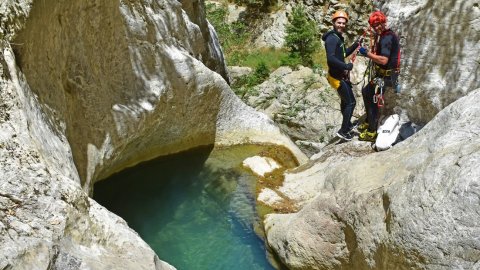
[
  {"x1": 357, "y1": 10, "x2": 400, "y2": 142},
  {"x1": 322, "y1": 10, "x2": 360, "y2": 141}
]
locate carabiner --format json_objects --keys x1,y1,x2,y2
[{"x1": 377, "y1": 94, "x2": 385, "y2": 108}]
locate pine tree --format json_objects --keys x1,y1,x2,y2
[{"x1": 285, "y1": 5, "x2": 319, "y2": 66}]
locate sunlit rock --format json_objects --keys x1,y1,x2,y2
[
  {"x1": 381, "y1": 0, "x2": 480, "y2": 123},
  {"x1": 0, "y1": 0, "x2": 306, "y2": 268},
  {"x1": 263, "y1": 0, "x2": 480, "y2": 268},
  {"x1": 243, "y1": 156, "x2": 281, "y2": 177},
  {"x1": 265, "y1": 88, "x2": 480, "y2": 268},
  {"x1": 258, "y1": 188, "x2": 284, "y2": 206}
]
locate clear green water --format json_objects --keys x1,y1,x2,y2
[{"x1": 93, "y1": 145, "x2": 276, "y2": 270}]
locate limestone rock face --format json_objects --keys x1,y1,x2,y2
[
  {"x1": 265, "y1": 88, "x2": 480, "y2": 269},
  {"x1": 0, "y1": 48, "x2": 174, "y2": 270},
  {"x1": 262, "y1": 2, "x2": 480, "y2": 268},
  {"x1": 253, "y1": 9, "x2": 288, "y2": 49},
  {"x1": 241, "y1": 63, "x2": 368, "y2": 156},
  {"x1": 11, "y1": 0, "x2": 305, "y2": 189},
  {"x1": 228, "y1": 65, "x2": 253, "y2": 86},
  {"x1": 248, "y1": 0, "x2": 373, "y2": 49},
  {"x1": 180, "y1": 0, "x2": 229, "y2": 81},
  {"x1": 0, "y1": 0, "x2": 306, "y2": 268},
  {"x1": 382, "y1": 0, "x2": 480, "y2": 123}
]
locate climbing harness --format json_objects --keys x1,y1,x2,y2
[
  {"x1": 373, "y1": 77, "x2": 385, "y2": 108},
  {"x1": 351, "y1": 24, "x2": 402, "y2": 100}
]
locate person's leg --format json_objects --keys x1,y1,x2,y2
[
  {"x1": 337, "y1": 80, "x2": 356, "y2": 133},
  {"x1": 362, "y1": 82, "x2": 378, "y2": 132},
  {"x1": 359, "y1": 82, "x2": 378, "y2": 141},
  {"x1": 343, "y1": 80, "x2": 356, "y2": 131}
]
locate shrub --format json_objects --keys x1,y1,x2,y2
[
  {"x1": 253, "y1": 61, "x2": 270, "y2": 81},
  {"x1": 284, "y1": 5, "x2": 319, "y2": 67},
  {"x1": 231, "y1": 61, "x2": 271, "y2": 98},
  {"x1": 279, "y1": 52, "x2": 302, "y2": 68}
]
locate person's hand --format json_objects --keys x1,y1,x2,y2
[
  {"x1": 345, "y1": 63, "x2": 353, "y2": 70},
  {"x1": 359, "y1": 47, "x2": 368, "y2": 56}
]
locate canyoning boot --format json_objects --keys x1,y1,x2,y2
[
  {"x1": 359, "y1": 130, "x2": 377, "y2": 142},
  {"x1": 336, "y1": 130, "x2": 353, "y2": 141},
  {"x1": 357, "y1": 122, "x2": 369, "y2": 132}
]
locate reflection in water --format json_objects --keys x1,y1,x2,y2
[{"x1": 94, "y1": 145, "x2": 275, "y2": 270}]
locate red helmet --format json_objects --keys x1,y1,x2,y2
[{"x1": 368, "y1": 11, "x2": 387, "y2": 26}]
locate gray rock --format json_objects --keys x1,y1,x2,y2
[
  {"x1": 0, "y1": 0, "x2": 307, "y2": 268},
  {"x1": 10, "y1": 0, "x2": 305, "y2": 190},
  {"x1": 262, "y1": 1, "x2": 480, "y2": 268},
  {"x1": 242, "y1": 64, "x2": 368, "y2": 156},
  {"x1": 265, "y1": 89, "x2": 480, "y2": 269},
  {"x1": 253, "y1": 9, "x2": 288, "y2": 49},
  {"x1": 228, "y1": 66, "x2": 253, "y2": 85},
  {"x1": 381, "y1": 0, "x2": 480, "y2": 124},
  {"x1": 226, "y1": 3, "x2": 247, "y2": 24},
  {"x1": 1, "y1": 47, "x2": 174, "y2": 269}
]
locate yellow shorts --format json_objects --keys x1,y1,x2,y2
[{"x1": 327, "y1": 74, "x2": 341, "y2": 90}]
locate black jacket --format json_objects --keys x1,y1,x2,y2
[
  {"x1": 322, "y1": 30, "x2": 358, "y2": 80},
  {"x1": 375, "y1": 29, "x2": 400, "y2": 70}
]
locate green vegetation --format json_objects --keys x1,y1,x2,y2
[
  {"x1": 206, "y1": 3, "x2": 288, "y2": 71},
  {"x1": 232, "y1": 0, "x2": 279, "y2": 10},
  {"x1": 206, "y1": 2, "x2": 327, "y2": 94},
  {"x1": 206, "y1": 3, "x2": 250, "y2": 63},
  {"x1": 230, "y1": 48, "x2": 289, "y2": 71},
  {"x1": 231, "y1": 61, "x2": 271, "y2": 97},
  {"x1": 284, "y1": 5, "x2": 320, "y2": 67}
]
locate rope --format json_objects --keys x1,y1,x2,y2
[
  {"x1": 349, "y1": 59, "x2": 371, "y2": 86},
  {"x1": 348, "y1": 26, "x2": 374, "y2": 85},
  {"x1": 350, "y1": 27, "x2": 371, "y2": 64}
]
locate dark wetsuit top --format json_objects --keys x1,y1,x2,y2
[
  {"x1": 322, "y1": 29, "x2": 359, "y2": 80},
  {"x1": 375, "y1": 30, "x2": 400, "y2": 70}
]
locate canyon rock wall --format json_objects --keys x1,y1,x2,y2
[
  {"x1": 1, "y1": 46, "x2": 175, "y2": 270},
  {"x1": 263, "y1": 0, "x2": 480, "y2": 268},
  {"x1": 10, "y1": 0, "x2": 305, "y2": 190},
  {"x1": 0, "y1": 0, "x2": 306, "y2": 268},
  {"x1": 265, "y1": 88, "x2": 480, "y2": 269},
  {"x1": 382, "y1": 0, "x2": 480, "y2": 124}
]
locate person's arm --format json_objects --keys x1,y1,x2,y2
[
  {"x1": 325, "y1": 36, "x2": 351, "y2": 70},
  {"x1": 345, "y1": 41, "x2": 360, "y2": 56},
  {"x1": 369, "y1": 35, "x2": 393, "y2": 65},
  {"x1": 365, "y1": 52, "x2": 388, "y2": 65}
]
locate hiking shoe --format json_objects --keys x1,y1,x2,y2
[
  {"x1": 336, "y1": 130, "x2": 353, "y2": 141},
  {"x1": 357, "y1": 122, "x2": 369, "y2": 132},
  {"x1": 359, "y1": 130, "x2": 377, "y2": 142}
]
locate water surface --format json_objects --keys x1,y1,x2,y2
[{"x1": 94, "y1": 145, "x2": 277, "y2": 270}]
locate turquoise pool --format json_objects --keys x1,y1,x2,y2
[{"x1": 93, "y1": 145, "x2": 278, "y2": 270}]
